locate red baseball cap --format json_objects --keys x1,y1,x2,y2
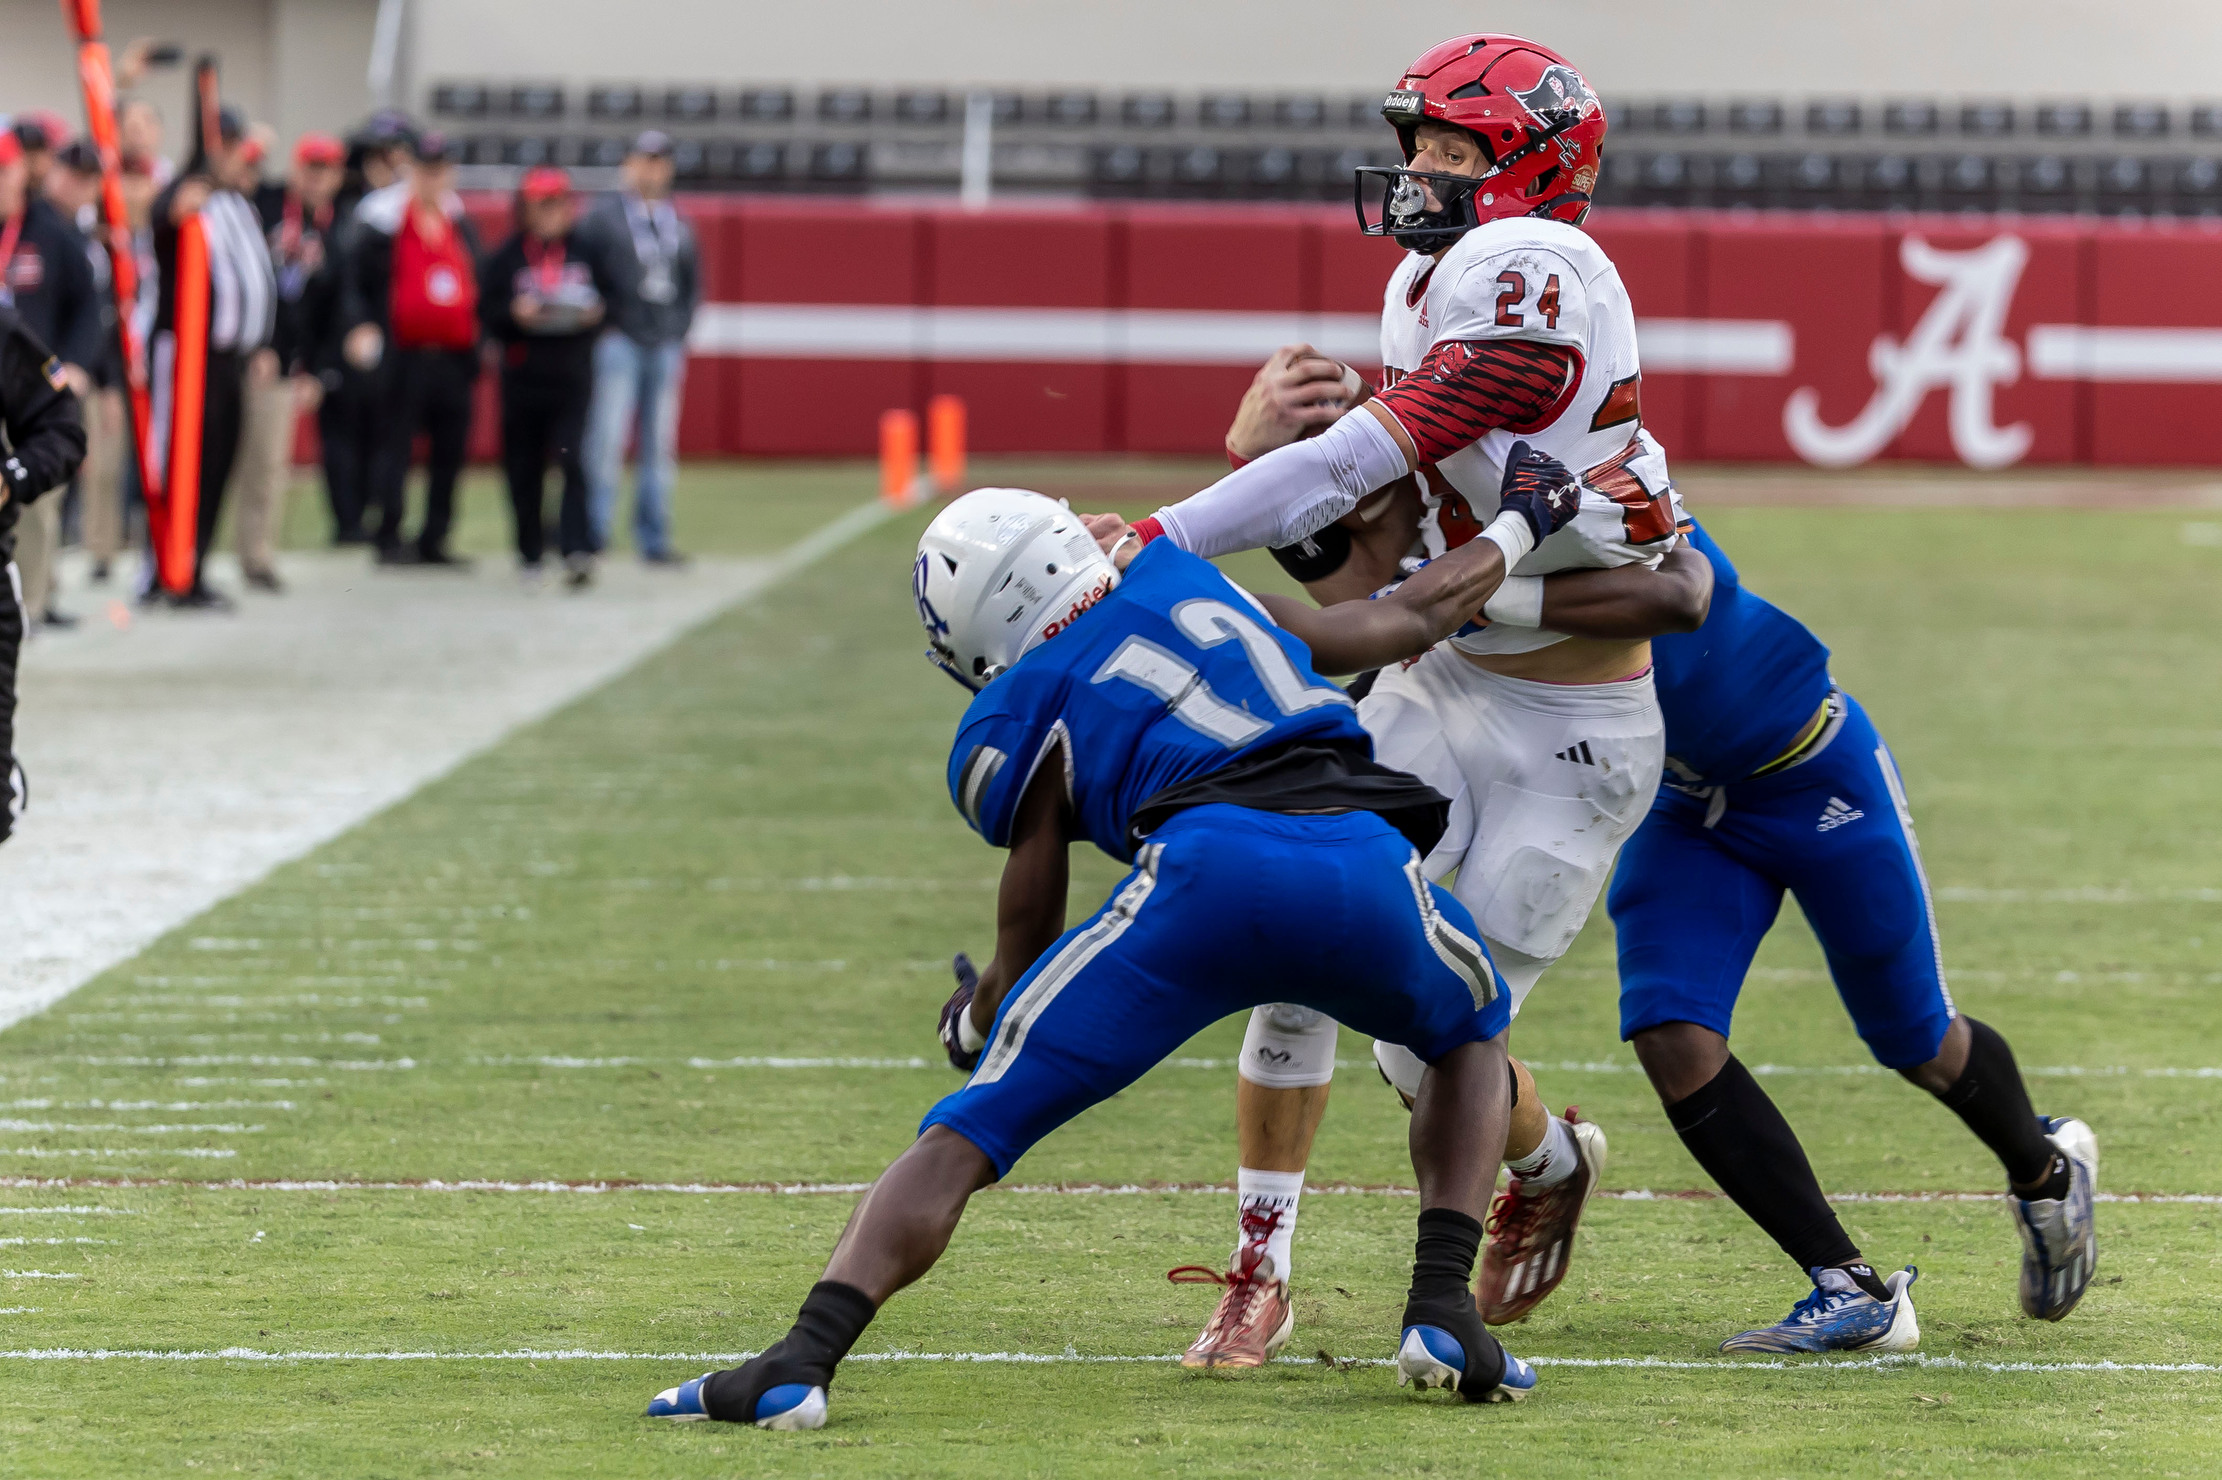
[
  {"x1": 0, "y1": 133, "x2": 19, "y2": 168},
  {"x1": 293, "y1": 131, "x2": 344, "y2": 167},
  {"x1": 519, "y1": 166, "x2": 572, "y2": 201}
]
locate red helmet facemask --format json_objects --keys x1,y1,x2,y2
[{"x1": 1354, "y1": 34, "x2": 1607, "y2": 253}]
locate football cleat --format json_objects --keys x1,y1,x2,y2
[
  {"x1": 645, "y1": 1374, "x2": 712, "y2": 1421},
  {"x1": 1396, "y1": 1290, "x2": 1535, "y2": 1402},
  {"x1": 2014, "y1": 1115, "x2": 2098, "y2": 1321},
  {"x1": 1720, "y1": 1266, "x2": 1920, "y2": 1354},
  {"x1": 938, "y1": 953, "x2": 984, "y2": 1072},
  {"x1": 645, "y1": 1369, "x2": 828, "y2": 1430},
  {"x1": 1478, "y1": 1109, "x2": 1606, "y2": 1324},
  {"x1": 1170, "y1": 1248, "x2": 1294, "y2": 1370}
]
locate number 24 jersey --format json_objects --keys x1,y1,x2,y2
[
  {"x1": 947, "y1": 541, "x2": 1372, "y2": 861},
  {"x1": 1380, "y1": 217, "x2": 1683, "y2": 651}
]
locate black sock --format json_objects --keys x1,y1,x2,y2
[
  {"x1": 1407, "y1": 1207, "x2": 1483, "y2": 1305},
  {"x1": 1667, "y1": 1055, "x2": 1866, "y2": 1278},
  {"x1": 701, "y1": 1281, "x2": 877, "y2": 1423},
  {"x1": 1938, "y1": 1017, "x2": 2061, "y2": 1192}
]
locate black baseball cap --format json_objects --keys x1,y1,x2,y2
[
  {"x1": 356, "y1": 108, "x2": 418, "y2": 151},
  {"x1": 54, "y1": 138, "x2": 103, "y2": 175},
  {"x1": 630, "y1": 129, "x2": 674, "y2": 159},
  {"x1": 412, "y1": 129, "x2": 456, "y2": 164},
  {"x1": 215, "y1": 105, "x2": 247, "y2": 145}
]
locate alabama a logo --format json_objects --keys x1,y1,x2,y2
[{"x1": 1784, "y1": 235, "x2": 2032, "y2": 469}]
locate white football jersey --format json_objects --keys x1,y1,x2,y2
[{"x1": 1378, "y1": 217, "x2": 1683, "y2": 654}]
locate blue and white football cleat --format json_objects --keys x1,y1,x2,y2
[
  {"x1": 644, "y1": 1373, "x2": 828, "y2": 1430},
  {"x1": 1720, "y1": 1266, "x2": 1919, "y2": 1354},
  {"x1": 2015, "y1": 1115, "x2": 2098, "y2": 1321},
  {"x1": 645, "y1": 1374, "x2": 713, "y2": 1421},
  {"x1": 1395, "y1": 1323, "x2": 1537, "y2": 1402}
]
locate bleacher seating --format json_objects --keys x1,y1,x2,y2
[{"x1": 426, "y1": 81, "x2": 2222, "y2": 215}]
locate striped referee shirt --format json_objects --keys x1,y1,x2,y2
[{"x1": 197, "y1": 188, "x2": 276, "y2": 353}]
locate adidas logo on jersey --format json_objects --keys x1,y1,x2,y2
[
  {"x1": 1817, "y1": 796, "x2": 1865, "y2": 831},
  {"x1": 1554, "y1": 741, "x2": 1598, "y2": 767}
]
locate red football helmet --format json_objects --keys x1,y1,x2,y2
[{"x1": 1356, "y1": 34, "x2": 1607, "y2": 252}]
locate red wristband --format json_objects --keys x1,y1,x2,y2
[
  {"x1": 1225, "y1": 445, "x2": 1250, "y2": 470},
  {"x1": 1131, "y1": 517, "x2": 1165, "y2": 547}
]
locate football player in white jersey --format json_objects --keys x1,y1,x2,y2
[{"x1": 1079, "y1": 35, "x2": 1715, "y2": 1367}]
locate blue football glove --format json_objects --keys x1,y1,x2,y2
[
  {"x1": 939, "y1": 953, "x2": 983, "y2": 1072},
  {"x1": 1495, "y1": 440, "x2": 1582, "y2": 546}
]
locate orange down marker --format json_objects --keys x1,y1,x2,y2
[
  {"x1": 927, "y1": 394, "x2": 967, "y2": 495},
  {"x1": 879, "y1": 408, "x2": 920, "y2": 507}
]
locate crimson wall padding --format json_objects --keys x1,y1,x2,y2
[{"x1": 445, "y1": 195, "x2": 2222, "y2": 468}]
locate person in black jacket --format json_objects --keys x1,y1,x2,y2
[
  {"x1": 341, "y1": 130, "x2": 481, "y2": 567},
  {"x1": 481, "y1": 168, "x2": 622, "y2": 588},
  {"x1": 1, "y1": 129, "x2": 99, "y2": 628},
  {"x1": 0, "y1": 305, "x2": 89, "y2": 845}
]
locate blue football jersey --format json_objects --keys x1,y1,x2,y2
[
  {"x1": 946, "y1": 541, "x2": 1371, "y2": 859},
  {"x1": 1651, "y1": 519, "x2": 1835, "y2": 787}
]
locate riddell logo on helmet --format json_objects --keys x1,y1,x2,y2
[
  {"x1": 1038, "y1": 575, "x2": 1114, "y2": 642},
  {"x1": 1383, "y1": 90, "x2": 1425, "y2": 117}
]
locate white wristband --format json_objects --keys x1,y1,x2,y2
[
  {"x1": 1482, "y1": 574, "x2": 1546, "y2": 628},
  {"x1": 958, "y1": 1008, "x2": 987, "y2": 1054}
]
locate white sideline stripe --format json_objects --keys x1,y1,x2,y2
[
  {"x1": 686, "y1": 304, "x2": 1798, "y2": 374},
  {"x1": 0, "y1": 1177, "x2": 2214, "y2": 1203},
  {"x1": 5, "y1": 1148, "x2": 235, "y2": 1160},
  {"x1": 0, "y1": 504, "x2": 894, "y2": 1038},
  {"x1": 2027, "y1": 324, "x2": 2222, "y2": 382},
  {"x1": 0, "y1": 1272, "x2": 79, "y2": 1280},
  {"x1": 1939, "y1": 885, "x2": 2222, "y2": 903},
  {"x1": 0, "y1": 1238, "x2": 105, "y2": 1246},
  {"x1": 0, "y1": 1207, "x2": 136, "y2": 1215},
  {"x1": 0, "y1": 1346, "x2": 2207, "y2": 1375},
  {"x1": 383, "y1": 1054, "x2": 2222, "y2": 1080}
]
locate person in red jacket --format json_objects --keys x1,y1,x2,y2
[{"x1": 340, "y1": 131, "x2": 480, "y2": 567}]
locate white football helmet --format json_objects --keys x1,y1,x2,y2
[{"x1": 914, "y1": 488, "x2": 1120, "y2": 692}]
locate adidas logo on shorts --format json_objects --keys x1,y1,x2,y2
[
  {"x1": 1817, "y1": 796, "x2": 1864, "y2": 831},
  {"x1": 1554, "y1": 741, "x2": 1598, "y2": 766}
]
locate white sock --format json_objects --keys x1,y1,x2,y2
[
  {"x1": 1505, "y1": 1116, "x2": 1578, "y2": 1191},
  {"x1": 1234, "y1": 1167, "x2": 1304, "y2": 1282}
]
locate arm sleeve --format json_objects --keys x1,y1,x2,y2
[
  {"x1": 1370, "y1": 338, "x2": 1580, "y2": 465},
  {"x1": 1150, "y1": 405, "x2": 1409, "y2": 559},
  {"x1": 0, "y1": 323, "x2": 88, "y2": 504}
]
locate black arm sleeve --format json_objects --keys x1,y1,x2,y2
[{"x1": 0, "y1": 311, "x2": 88, "y2": 505}]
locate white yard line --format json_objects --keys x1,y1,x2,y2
[
  {"x1": 0, "y1": 504, "x2": 892, "y2": 1036},
  {"x1": 0, "y1": 1176, "x2": 2214, "y2": 1203},
  {"x1": 0, "y1": 1345, "x2": 2206, "y2": 1375}
]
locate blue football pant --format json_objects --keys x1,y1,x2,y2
[
  {"x1": 923, "y1": 804, "x2": 1512, "y2": 1176},
  {"x1": 1610, "y1": 693, "x2": 1956, "y2": 1069}
]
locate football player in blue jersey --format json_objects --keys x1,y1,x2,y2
[
  {"x1": 1611, "y1": 519, "x2": 2097, "y2": 1352},
  {"x1": 647, "y1": 452, "x2": 1584, "y2": 1429}
]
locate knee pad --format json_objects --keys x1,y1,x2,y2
[
  {"x1": 1240, "y1": 1003, "x2": 1339, "y2": 1088},
  {"x1": 1373, "y1": 1039, "x2": 1425, "y2": 1102}
]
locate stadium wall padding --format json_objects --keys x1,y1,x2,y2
[{"x1": 445, "y1": 198, "x2": 2222, "y2": 467}]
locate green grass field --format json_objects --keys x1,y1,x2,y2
[{"x1": 8, "y1": 463, "x2": 2222, "y2": 1475}]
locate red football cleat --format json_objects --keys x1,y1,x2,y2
[
  {"x1": 1170, "y1": 1230, "x2": 1294, "y2": 1370},
  {"x1": 1478, "y1": 1108, "x2": 1608, "y2": 1325}
]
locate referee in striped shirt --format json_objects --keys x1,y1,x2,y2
[{"x1": 151, "y1": 107, "x2": 276, "y2": 608}]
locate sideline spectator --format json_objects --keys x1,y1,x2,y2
[
  {"x1": 0, "y1": 128, "x2": 98, "y2": 628},
  {"x1": 230, "y1": 132, "x2": 345, "y2": 589},
  {"x1": 44, "y1": 140, "x2": 122, "y2": 607},
  {"x1": 344, "y1": 130, "x2": 479, "y2": 568},
  {"x1": 581, "y1": 130, "x2": 697, "y2": 566},
  {"x1": 340, "y1": 110, "x2": 412, "y2": 217},
  {"x1": 0, "y1": 304, "x2": 89, "y2": 844},
  {"x1": 482, "y1": 167, "x2": 621, "y2": 588},
  {"x1": 150, "y1": 107, "x2": 278, "y2": 608}
]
